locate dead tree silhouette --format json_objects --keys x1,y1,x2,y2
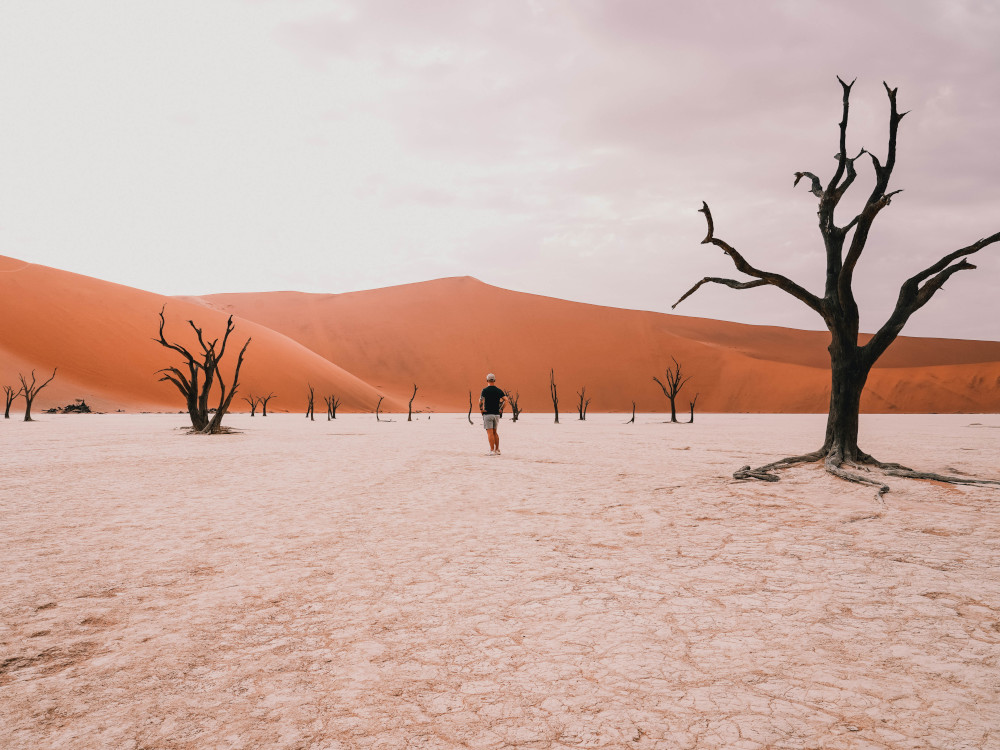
[
  {"x1": 324, "y1": 394, "x2": 341, "y2": 420},
  {"x1": 504, "y1": 390, "x2": 522, "y2": 422},
  {"x1": 653, "y1": 357, "x2": 691, "y2": 423},
  {"x1": 4, "y1": 384, "x2": 20, "y2": 419},
  {"x1": 305, "y1": 385, "x2": 315, "y2": 421},
  {"x1": 260, "y1": 392, "x2": 275, "y2": 416},
  {"x1": 549, "y1": 369, "x2": 559, "y2": 424},
  {"x1": 688, "y1": 393, "x2": 700, "y2": 423},
  {"x1": 626, "y1": 401, "x2": 636, "y2": 424},
  {"x1": 576, "y1": 386, "x2": 590, "y2": 420},
  {"x1": 18, "y1": 369, "x2": 57, "y2": 422},
  {"x1": 408, "y1": 384, "x2": 418, "y2": 421},
  {"x1": 468, "y1": 390, "x2": 473, "y2": 424},
  {"x1": 673, "y1": 79, "x2": 1000, "y2": 494},
  {"x1": 155, "y1": 307, "x2": 249, "y2": 434},
  {"x1": 242, "y1": 394, "x2": 260, "y2": 416}
]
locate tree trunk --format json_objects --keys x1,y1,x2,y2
[
  {"x1": 822, "y1": 337, "x2": 872, "y2": 463},
  {"x1": 668, "y1": 397, "x2": 677, "y2": 423}
]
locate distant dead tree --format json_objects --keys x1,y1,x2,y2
[
  {"x1": 242, "y1": 394, "x2": 260, "y2": 416},
  {"x1": 468, "y1": 390, "x2": 473, "y2": 424},
  {"x1": 3, "y1": 384, "x2": 20, "y2": 419},
  {"x1": 305, "y1": 384, "x2": 315, "y2": 421},
  {"x1": 504, "y1": 389, "x2": 522, "y2": 422},
  {"x1": 324, "y1": 394, "x2": 341, "y2": 420},
  {"x1": 260, "y1": 392, "x2": 275, "y2": 416},
  {"x1": 576, "y1": 386, "x2": 591, "y2": 420},
  {"x1": 688, "y1": 393, "x2": 700, "y2": 423},
  {"x1": 407, "y1": 384, "x2": 418, "y2": 421},
  {"x1": 673, "y1": 79, "x2": 1000, "y2": 493},
  {"x1": 549, "y1": 369, "x2": 559, "y2": 424},
  {"x1": 375, "y1": 395, "x2": 384, "y2": 422},
  {"x1": 155, "y1": 307, "x2": 249, "y2": 434},
  {"x1": 653, "y1": 357, "x2": 691, "y2": 423},
  {"x1": 626, "y1": 401, "x2": 636, "y2": 424},
  {"x1": 18, "y1": 369, "x2": 57, "y2": 422}
]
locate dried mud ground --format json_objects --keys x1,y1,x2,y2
[{"x1": 2, "y1": 412, "x2": 999, "y2": 750}]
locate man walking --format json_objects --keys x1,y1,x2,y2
[{"x1": 479, "y1": 373, "x2": 506, "y2": 455}]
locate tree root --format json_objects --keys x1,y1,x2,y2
[{"x1": 734, "y1": 448, "x2": 1000, "y2": 499}]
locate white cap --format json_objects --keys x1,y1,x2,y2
[{"x1": 486, "y1": 373, "x2": 496, "y2": 381}]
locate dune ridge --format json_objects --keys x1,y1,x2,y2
[{"x1": 2, "y1": 255, "x2": 998, "y2": 414}]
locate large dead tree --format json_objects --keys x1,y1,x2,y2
[
  {"x1": 18, "y1": 369, "x2": 57, "y2": 422},
  {"x1": 407, "y1": 384, "x2": 418, "y2": 421},
  {"x1": 653, "y1": 357, "x2": 691, "y2": 423},
  {"x1": 156, "y1": 307, "x2": 249, "y2": 434},
  {"x1": 549, "y1": 369, "x2": 559, "y2": 424},
  {"x1": 673, "y1": 79, "x2": 1000, "y2": 494},
  {"x1": 3, "y1": 384, "x2": 20, "y2": 419}
]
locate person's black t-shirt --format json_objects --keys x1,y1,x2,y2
[{"x1": 481, "y1": 385, "x2": 505, "y2": 415}]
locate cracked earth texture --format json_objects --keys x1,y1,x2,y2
[{"x1": 2, "y1": 412, "x2": 999, "y2": 749}]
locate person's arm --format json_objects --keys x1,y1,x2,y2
[{"x1": 479, "y1": 395, "x2": 485, "y2": 414}]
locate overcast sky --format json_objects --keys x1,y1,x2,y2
[{"x1": 2, "y1": 0, "x2": 998, "y2": 340}]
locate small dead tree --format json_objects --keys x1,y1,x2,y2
[
  {"x1": 549, "y1": 368, "x2": 559, "y2": 424},
  {"x1": 260, "y1": 392, "x2": 275, "y2": 416},
  {"x1": 305, "y1": 384, "x2": 315, "y2": 421},
  {"x1": 3, "y1": 384, "x2": 20, "y2": 419},
  {"x1": 324, "y1": 394, "x2": 341, "y2": 420},
  {"x1": 576, "y1": 386, "x2": 591, "y2": 420},
  {"x1": 375, "y1": 395, "x2": 384, "y2": 422},
  {"x1": 653, "y1": 357, "x2": 691, "y2": 423},
  {"x1": 673, "y1": 79, "x2": 1000, "y2": 494},
  {"x1": 242, "y1": 394, "x2": 260, "y2": 416},
  {"x1": 18, "y1": 369, "x2": 57, "y2": 422},
  {"x1": 468, "y1": 390, "x2": 474, "y2": 424},
  {"x1": 155, "y1": 307, "x2": 249, "y2": 434},
  {"x1": 688, "y1": 393, "x2": 700, "y2": 423},
  {"x1": 504, "y1": 390, "x2": 522, "y2": 422},
  {"x1": 408, "y1": 384, "x2": 418, "y2": 421},
  {"x1": 627, "y1": 401, "x2": 636, "y2": 424}
]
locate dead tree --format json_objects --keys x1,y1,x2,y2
[
  {"x1": 673, "y1": 79, "x2": 1000, "y2": 494},
  {"x1": 688, "y1": 393, "x2": 700, "y2": 424},
  {"x1": 504, "y1": 390, "x2": 522, "y2": 422},
  {"x1": 18, "y1": 369, "x2": 57, "y2": 422},
  {"x1": 260, "y1": 392, "x2": 275, "y2": 416},
  {"x1": 576, "y1": 386, "x2": 591, "y2": 420},
  {"x1": 549, "y1": 369, "x2": 559, "y2": 424},
  {"x1": 242, "y1": 394, "x2": 260, "y2": 416},
  {"x1": 155, "y1": 307, "x2": 250, "y2": 434},
  {"x1": 305, "y1": 384, "x2": 315, "y2": 421},
  {"x1": 324, "y1": 394, "x2": 341, "y2": 420},
  {"x1": 3, "y1": 384, "x2": 20, "y2": 419},
  {"x1": 627, "y1": 401, "x2": 636, "y2": 424},
  {"x1": 375, "y1": 395, "x2": 384, "y2": 422},
  {"x1": 653, "y1": 357, "x2": 691, "y2": 423},
  {"x1": 468, "y1": 390, "x2": 474, "y2": 424},
  {"x1": 407, "y1": 384, "x2": 418, "y2": 421}
]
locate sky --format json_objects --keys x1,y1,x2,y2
[{"x1": 1, "y1": 0, "x2": 998, "y2": 340}]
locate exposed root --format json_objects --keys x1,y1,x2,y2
[
  {"x1": 733, "y1": 450, "x2": 825, "y2": 482},
  {"x1": 733, "y1": 447, "x2": 999, "y2": 499}
]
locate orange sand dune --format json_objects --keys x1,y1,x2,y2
[
  {"x1": 195, "y1": 277, "x2": 1000, "y2": 414},
  {"x1": 0, "y1": 256, "x2": 398, "y2": 414}
]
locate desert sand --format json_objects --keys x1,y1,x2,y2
[
  {"x1": 3, "y1": 255, "x2": 1000, "y2": 416},
  {"x1": 3, "y1": 412, "x2": 999, "y2": 749}
]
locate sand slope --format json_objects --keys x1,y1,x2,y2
[
  {"x1": 0, "y1": 256, "x2": 397, "y2": 414},
  {"x1": 196, "y1": 277, "x2": 1000, "y2": 414},
  {"x1": 3, "y1": 256, "x2": 998, "y2": 414}
]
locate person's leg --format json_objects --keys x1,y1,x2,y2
[{"x1": 493, "y1": 427, "x2": 500, "y2": 454}]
